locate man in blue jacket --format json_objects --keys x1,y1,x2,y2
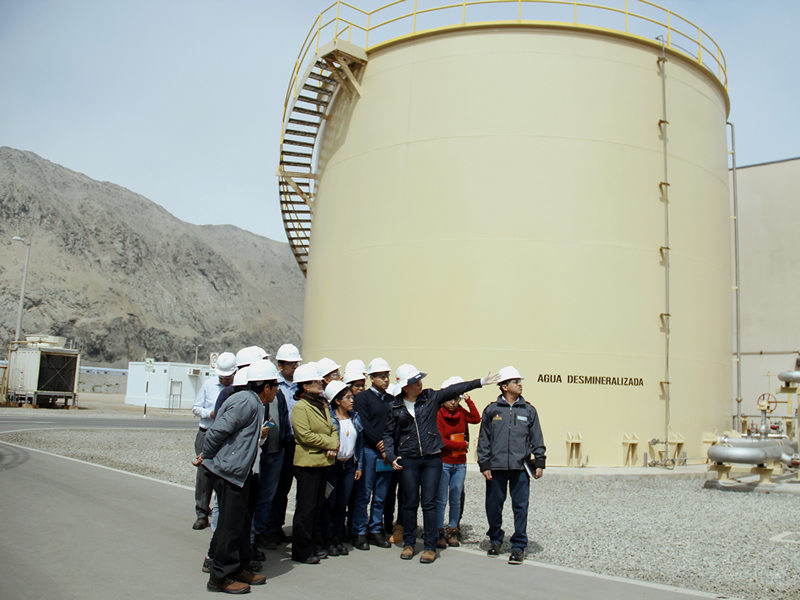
[
  {"x1": 477, "y1": 366, "x2": 546, "y2": 565},
  {"x1": 200, "y1": 360, "x2": 279, "y2": 593}
]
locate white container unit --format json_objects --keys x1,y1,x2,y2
[
  {"x1": 125, "y1": 362, "x2": 214, "y2": 410},
  {"x1": 5, "y1": 345, "x2": 81, "y2": 407}
]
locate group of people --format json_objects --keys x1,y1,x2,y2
[{"x1": 192, "y1": 344, "x2": 547, "y2": 594}]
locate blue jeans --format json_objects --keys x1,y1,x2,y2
[
  {"x1": 485, "y1": 469, "x2": 530, "y2": 551},
  {"x1": 352, "y1": 447, "x2": 391, "y2": 535},
  {"x1": 437, "y1": 462, "x2": 466, "y2": 529},
  {"x1": 252, "y1": 449, "x2": 284, "y2": 535},
  {"x1": 399, "y1": 454, "x2": 443, "y2": 551},
  {"x1": 320, "y1": 458, "x2": 356, "y2": 541}
]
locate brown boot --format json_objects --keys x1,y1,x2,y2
[
  {"x1": 207, "y1": 577, "x2": 251, "y2": 594},
  {"x1": 436, "y1": 528, "x2": 447, "y2": 549},
  {"x1": 447, "y1": 527, "x2": 460, "y2": 547},
  {"x1": 419, "y1": 549, "x2": 437, "y2": 564},
  {"x1": 232, "y1": 569, "x2": 267, "y2": 586},
  {"x1": 389, "y1": 523, "x2": 404, "y2": 544},
  {"x1": 400, "y1": 545, "x2": 415, "y2": 560}
]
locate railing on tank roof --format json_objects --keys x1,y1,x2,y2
[{"x1": 280, "y1": 0, "x2": 727, "y2": 142}]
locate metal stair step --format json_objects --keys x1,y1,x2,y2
[
  {"x1": 288, "y1": 118, "x2": 321, "y2": 127},
  {"x1": 285, "y1": 128, "x2": 317, "y2": 138},
  {"x1": 280, "y1": 150, "x2": 313, "y2": 158},
  {"x1": 308, "y1": 71, "x2": 337, "y2": 85},
  {"x1": 297, "y1": 95, "x2": 329, "y2": 107},
  {"x1": 280, "y1": 160, "x2": 312, "y2": 168},
  {"x1": 302, "y1": 83, "x2": 333, "y2": 96},
  {"x1": 292, "y1": 106, "x2": 325, "y2": 117},
  {"x1": 282, "y1": 138, "x2": 315, "y2": 149}
]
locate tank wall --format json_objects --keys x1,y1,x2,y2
[{"x1": 305, "y1": 28, "x2": 731, "y2": 465}]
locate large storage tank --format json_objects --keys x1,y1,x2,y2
[{"x1": 278, "y1": 1, "x2": 731, "y2": 466}]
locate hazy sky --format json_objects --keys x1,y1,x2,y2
[{"x1": 1, "y1": 0, "x2": 797, "y2": 242}]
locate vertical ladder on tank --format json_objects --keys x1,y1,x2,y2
[
  {"x1": 657, "y1": 37, "x2": 673, "y2": 468},
  {"x1": 277, "y1": 41, "x2": 367, "y2": 275}
]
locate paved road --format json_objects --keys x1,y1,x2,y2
[
  {"x1": 0, "y1": 413, "x2": 196, "y2": 434},
  {"x1": 0, "y1": 439, "x2": 734, "y2": 600}
]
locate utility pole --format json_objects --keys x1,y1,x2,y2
[{"x1": 12, "y1": 236, "x2": 31, "y2": 342}]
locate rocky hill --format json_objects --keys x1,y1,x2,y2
[{"x1": 0, "y1": 147, "x2": 305, "y2": 367}]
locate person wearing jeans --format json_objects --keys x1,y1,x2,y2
[
  {"x1": 477, "y1": 366, "x2": 546, "y2": 565},
  {"x1": 435, "y1": 377, "x2": 481, "y2": 548},
  {"x1": 384, "y1": 364, "x2": 499, "y2": 564},
  {"x1": 351, "y1": 358, "x2": 394, "y2": 550}
]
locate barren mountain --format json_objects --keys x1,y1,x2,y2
[{"x1": 0, "y1": 147, "x2": 305, "y2": 367}]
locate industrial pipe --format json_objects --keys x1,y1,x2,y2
[{"x1": 708, "y1": 438, "x2": 799, "y2": 467}]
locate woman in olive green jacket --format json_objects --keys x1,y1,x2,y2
[{"x1": 290, "y1": 363, "x2": 339, "y2": 564}]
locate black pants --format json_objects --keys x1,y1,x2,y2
[
  {"x1": 208, "y1": 471, "x2": 256, "y2": 583},
  {"x1": 267, "y1": 441, "x2": 295, "y2": 534},
  {"x1": 383, "y1": 469, "x2": 404, "y2": 531},
  {"x1": 399, "y1": 454, "x2": 443, "y2": 551},
  {"x1": 292, "y1": 465, "x2": 330, "y2": 561}
]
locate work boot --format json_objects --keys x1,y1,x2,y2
[
  {"x1": 192, "y1": 516, "x2": 209, "y2": 530},
  {"x1": 276, "y1": 529, "x2": 292, "y2": 543},
  {"x1": 389, "y1": 524, "x2": 403, "y2": 544},
  {"x1": 436, "y1": 528, "x2": 447, "y2": 549},
  {"x1": 367, "y1": 532, "x2": 391, "y2": 548},
  {"x1": 256, "y1": 532, "x2": 278, "y2": 550},
  {"x1": 400, "y1": 545, "x2": 414, "y2": 560},
  {"x1": 250, "y1": 545, "x2": 265, "y2": 562},
  {"x1": 207, "y1": 577, "x2": 250, "y2": 594},
  {"x1": 447, "y1": 527, "x2": 460, "y2": 547},
  {"x1": 419, "y1": 549, "x2": 437, "y2": 564},
  {"x1": 231, "y1": 570, "x2": 267, "y2": 586},
  {"x1": 352, "y1": 534, "x2": 369, "y2": 551}
]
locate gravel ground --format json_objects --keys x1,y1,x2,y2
[{"x1": 2, "y1": 427, "x2": 799, "y2": 600}]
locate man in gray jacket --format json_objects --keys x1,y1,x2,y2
[
  {"x1": 200, "y1": 360, "x2": 279, "y2": 594},
  {"x1": 477, "y1": 366, "x2": 546, "y2": 565}
]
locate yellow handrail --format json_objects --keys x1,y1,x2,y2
[{"x1": 279, "y1": 0, "x2": 727, "y2": 147}]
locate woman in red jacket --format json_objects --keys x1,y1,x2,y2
[{"x1": 436, "y1": 376, "x2": 481, "y2": 548}]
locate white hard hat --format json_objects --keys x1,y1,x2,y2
[
  {"x1": 441, "y1": 376, "x2": 464, "y2": 389},
  {"x1": 294, "y1": 362, "x2": 321, "y2": 384},
  {"x1": 276, "y1": 343, "x2": 302, "y2": 362},
  {"x1": 316, "y1": 357, "x2": 341, "y2": 378},
  {"x1": 345, "y1": 359, "x2": 367, "y2": 376},
  {"x1": 248, "y1": 360, "x2": 278, "y2": 382},
  {"x1": 215, "y1": 352, "x2": 237, "y2": 377},
  {"x1": 236, "y1": 346, "x2": 262, "y2": 367},
  {"x1": 253, "y1": 346, "x2": 269, "y2": 360},
  {"x1": 233, "y1": 366, "x2": 249, "y2": 387},
  {"x1": 386, "y1": 383, "x2": 397, "y2": 396},
  {"x1": 324, "y1": 380, "x2": 349, "y2": 403},
  {"x1": 497, "y1": 366, "x2": 524, "y2": 383},
  {"x1": 395, "y1": 364, "x2": 426, "y2": 390},
  {"x1": 367, "y1": 357, "x2": 391, "y2": 375},
  {"x1": 343, "y1": 369, "x2": 366, "y2": 385}
]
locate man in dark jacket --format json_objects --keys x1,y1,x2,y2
[
  {"x1": 199, "y1": 360, "x2": 279, "y2": 593},
  {"x1": 351, "y1": 357, "x2": 393, "y2": 550},
  {"x1": 477, "y1": 366, "x2": 546, "y2": 565},
  {"x1": 252, "y1": 365, "x2": 293, "y2": 548}
]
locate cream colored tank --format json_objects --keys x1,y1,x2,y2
[{"x1": 303, "y1": 25, "x2": 731, "y2": 466}]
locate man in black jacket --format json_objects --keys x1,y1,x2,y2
[
  {"x1": 351, "y1": 357, "x2": 393, "y2": 550},
  {"x1": 477, "y1": 366, "x2": 546, "y2": 565}
]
